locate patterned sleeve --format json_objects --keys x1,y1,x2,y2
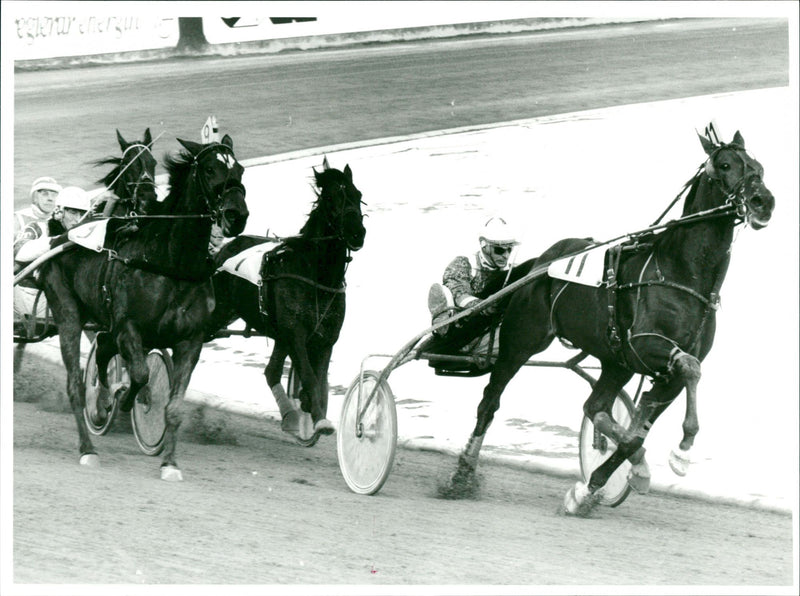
[
  {"x1": 442, "y1": 256, "x2": 478, "y2": 307},
  {"x1": 13, "y1": 221, "x2": 45, "y2": 257}
]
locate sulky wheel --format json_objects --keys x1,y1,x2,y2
[
  {"x1": 337, "y1": 370, "x2": 397, "y2": 495},
  {"x1": 131, "y1": 349, "x2": 173, "y2": 456},
  {"x1": 83, "y1": 337, "x2": 127, "y2": 436},
  {"x1": 578, "y1": 390, "x2": 635, "y2": 507}
]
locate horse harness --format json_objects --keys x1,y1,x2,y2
[
  {"x1": 258, "y1": 243, "x2": 348, "y2": 338},
  {"x1": 602, "y1": 240, "x2": 727, "y2": 381}
]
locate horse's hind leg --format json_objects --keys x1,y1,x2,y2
[
  {"x1": 43, "y1": 279, "x2": 98, "y2": 464},
  {"x1": 159, "y1": 338, "x2": 203, "y2": 481},
  {"x1": 443, "y1": 288, "x2": 553, "y2": 498},
  {"x1": 264, "y1": 341, "x2": 301, "y2": 435}
]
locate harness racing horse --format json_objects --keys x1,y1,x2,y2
[
  {"x1": 13, "y1": 129, "x2": 158, "y2": 366},
  {"x1": 92, "y1": 128, "x2": 159, "y2": 218},
  {"x1": 38, "y1": 134, "x2": 249, "y2": 481},
  {"x1": 442, "y1": 130, "x2": 775, "y2": 513},
  {"x1": 208, "y1": 158, "x2": 366, "y2": 443}
]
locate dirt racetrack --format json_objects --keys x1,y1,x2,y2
[
  {"x1": 11, "y1": 353, "x2": 794, "y2": 587},
  {"x1": 8, "y1": 16, "x2": 796, "y2": 591}
]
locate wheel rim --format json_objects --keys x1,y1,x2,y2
[
  {"x1": 83, "y1": 342, "x2": 123, "y2": 436},
  {"x1": 337, "y1": 371, "x2": 397, "y2": 495},
  {"x1": 579, "y1": 393, "x2": 634, "y2": 507},
  {"x1": 131, "y1": 350, "x2": 171, "y2": 456}
]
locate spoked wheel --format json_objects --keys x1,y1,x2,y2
[
  {"x1": 287, "y1": 362, "x2": 320, "y2": 448},
  {"x1": 131, "y1": 349, "x2": 173, "y2": 456},
  {"x1": 337, "y1": 370, "x2": 397, "y2": 495},
  {"x1": 579, "y1": 390, "x2": 635, "y2": 507},
  {"x1": 83, "y1": 338, "x2": 127, "y2": 436}
]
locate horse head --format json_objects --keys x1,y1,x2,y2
[
  {"x1": 176, "y1": 134, "x2": 249, "y2": 237},
  {"x1": 312, "y1": 157, "x2": 366, "y2": 251},
  {"x1": 697, "y1": 131, "x2": 775, "y2": 230},
  {"x1": 95, "y1": 128, "x2": 158, "y2": 215}
]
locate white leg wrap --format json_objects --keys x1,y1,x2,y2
[{"x1": 270, "y1": 383, "x2": 296, "y2": 418}]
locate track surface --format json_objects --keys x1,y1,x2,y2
[{"x1": 10, "y1": 18, "x2": 794, "y2": 587}]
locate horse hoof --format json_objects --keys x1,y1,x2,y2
[
  {"x1": 79, "y1": 453, "x2": 100, "y2": 467},
  {"x1": 313, "y1": 419, "x2": 335, "y2": 436},
  {"x1": 160, "y1": 465, "x2": 183, "y2": 482},
  {"x1": 281, "y1": 410, "x2": 301, "y2": 435},
  {"x1": 627, "y1": 464, "x2": 651, "y2": 494},
  {"x1": 669, "y1": 448, "x2": 690, "y2": 477},
  {"x1": 562, "y1": 481, "x2": 600, "y2": 517}
]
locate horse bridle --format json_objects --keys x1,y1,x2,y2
[
  {"x1": 322, "y1": 182, "x2": 365, "y2": 246},
  {"x1": 190, "y1": 143, "x2": 246, "y2": 224},
  {"x1": 118, "y1": 143, "x2": 157, "y2": 206},
  {"x1": 704, "y1": 143, "x2": 764, "y2": 219}
]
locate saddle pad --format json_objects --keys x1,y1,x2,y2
[
  {"x1": 547, "y1": 241, "x2": 623, "y2": 287},
  {"x1": 67, "y1": 219, "x2": 110, "y2": 252},
  {"x1": 218, "y1": 241, "x2": 279, "y2": 285}
]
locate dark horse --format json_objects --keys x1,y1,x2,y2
[
  {"x1": 208, "y1": 158, "x2": 366, "y2": 442},
  {"x1": 13, "y1": 129, "x2": 157, "y2": 358},
  {"x1": 443, "y1": 130, "x2": 775, "y2": 513},
  {"x1": 39, "y1": 134, "x2": 248, "y2": 481},
  {"x1": 92, "y1": 128, "x2": 159, "y2": 218}
]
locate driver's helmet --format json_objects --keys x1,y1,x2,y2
[
  {"x1": 479, "y1": 216, "x2": 517, "y2": 249},
  {"x1": 30, "y1": 176, "x2": 62, "y2": 200},
  {"x1": 55, "y1": 186, "x2": 91, "y2": 213},
  {"x1": 479, "y1": 217, "x2": 518, "y2": 267}
]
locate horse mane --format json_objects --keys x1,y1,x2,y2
[
  {"x1": 296, "y1": 169, "x2": 342, "y2": 239},
  {"x1": 161, "y1": 149, "x2": 195, "y2": 209},
  {"x1": 93, "y1": 155, "x2": 125, "y2": 188},
  {"x1": 680, "y1": 172, "x2": 703, "y2": 216}
]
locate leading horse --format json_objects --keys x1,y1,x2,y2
[
  {"x1": 208, "y1": 158, "x2": 366, "y2": 443},
  {"x1": 442, "y1": 130, "x2": 775, "y2": 513},
  {"x1": 39, "y1": 134, "x2": 249, "y2": 481}
]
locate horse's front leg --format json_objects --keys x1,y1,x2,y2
[
  {"x1": 287, "y1": 336, "x2": 334, "y2": 437},
  {"x1": 115, "y1": 319, "x2": 149, "y2": 413},
  {"x1": 264, "y1": 340, "x2": 301, "y2": 435},
  {"x1": 159, "y1": 338, "x2": 203, "y2": 482},
  {"x1": 668, "y1": 349, "x2": 701, "y2": 476}
]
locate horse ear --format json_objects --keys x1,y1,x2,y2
[
  {"x1": 177, "y1": 138, "x2": 202, "y2": 155},
  {"x1": 344, "y1": 164, "x2": 352, "y2": 181},
  {"x1": 221, "y1": 134, "x2": 233, "y2": 149},
  {"x1": 732, "y1": 130, "x2": 744, "y2": 148},
  {"x1": 322, "y1": 156, "x2": 330, "y2": 170},
  {"x1": 116, "y1": 129, "x2": 129, "y2": 150},
  {"x1": 697, "y1": 132, "x2": 716, "y2": 156},
  {"x1": 143, "y1": 128, "x2": 153, "y2": 147}
]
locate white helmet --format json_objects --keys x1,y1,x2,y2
[
  {"x1": 56, "y1": 186, "x2": 91, "y2": 212},
  {"x1": 30, "y1": 176, "x2": 62, "y2": 199},
  {"x1": 479, "y1": 217, "x2": 518, "y2": 247}
]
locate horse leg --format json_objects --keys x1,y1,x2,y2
[
  {"x1": 264, "y1": 340, "x2": 301, "y2": 435},
  {"x1": 668, "y1": 349, "x2": 702, "y2": 476},
  {"x1": 570, "y1": 377, "x2": 683, "y2": 513},
  {"x1": 310, "y1": 344, "x2": 333, "y2": 419},
  {"x1": 443, "y1": 288, "x2": 554, "y2": 499},
  {"x1": 114, "y1": 320, "x2": 149, "y2": 413},
  {"x1": 159, "y1": 338, "x2": 203, "y2": 482},
  {"x1": 40, "y1": 269, "x2": 99, "y2": 464},
  {"x1": 287, "y1": 337, "x2": 333, "y2": 436}
]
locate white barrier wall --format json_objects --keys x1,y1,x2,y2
[{"x1": 13, "y1": 16, "x2": 180, "y2": 60}]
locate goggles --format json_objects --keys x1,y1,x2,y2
[{"x1": 491, "y1": 244, "x2": 513, "y2": 256}]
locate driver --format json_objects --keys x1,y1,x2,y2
[
  {"x1": 15, "y1": 186, "x2": 93, "y2": 267},
  {"x1": 14, "y1": 186, "x2": 92, "y2": 337},
  {"x1": 428, "y1": 216, "x2": 519, "y2": 342},
  {"x1": 13, "y1": 176, "x2": 62, "y2": 239}
]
